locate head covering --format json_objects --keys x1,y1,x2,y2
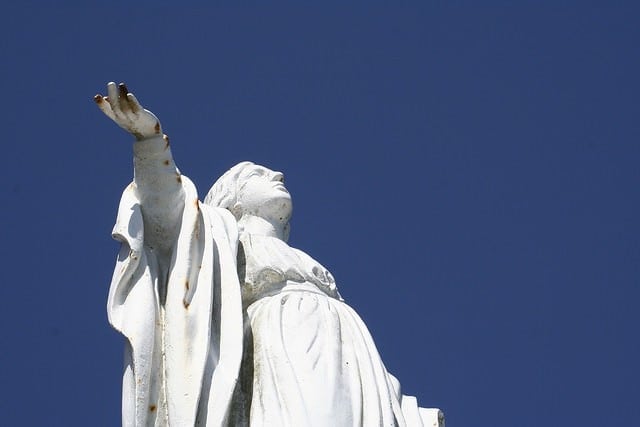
[
  {"x1": 204, "y1": 161, "x2": 255, "y2": 218},
  {"x1": 204, "y1": 161, "x2": 291, "y2": 241}
]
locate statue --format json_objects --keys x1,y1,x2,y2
[{"x1": 96, "y1": 83, "x2": 443, "y2": 427}]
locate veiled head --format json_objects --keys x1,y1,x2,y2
[{"x1": 204, "y1": 162, "x2": 292, "y2": 238}]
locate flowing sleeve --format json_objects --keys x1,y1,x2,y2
[
  {"x1": 107, "y1": 178, "x2": 244, "y2": 427},
  {"x1": 161, "y1": 179, "x2": 243, "y2": 426},
  {"x1": 107, "y1": 183, "x2": 158, "y2": 427}
]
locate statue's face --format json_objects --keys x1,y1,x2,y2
[{"x1": 236, "y1": 165, "x2": 292, "y2": 225}]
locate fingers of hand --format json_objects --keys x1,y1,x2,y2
[
  {"x1": 96, "y1": 82, "x2": 156, "y2": 136},
  {"x1": 106, "y1": 82, "x2": 130, "y2": 122},
  {"x1": 118, "y1": 83, "x2": 131, "y2": 113},
  {"x1": 126, "y1": 93, "x2": 142, "y2": 114},
  {"x1": 118, "y1": 82, "x2": 129, "y2": 97},
  {"x1": 106, "y1": 82, "x2": 119, "y2": 111},
  {"x1": 94, "y1": 94, "x2": 117, "y2": 121},
  {"x1": 104, "y1": 82, "x2": 141, "y2": 125}
]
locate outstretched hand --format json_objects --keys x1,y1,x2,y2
[{"x1": 94, "y1": 82, "x2": 162, "y2": 140}]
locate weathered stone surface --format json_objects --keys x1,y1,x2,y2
[{"x1": 97, "y1": 83, "x2": 444, "y2": 426}]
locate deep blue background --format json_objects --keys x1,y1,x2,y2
[{"x1": 0, "y1": 3, "x2": 638, "y2": 426}]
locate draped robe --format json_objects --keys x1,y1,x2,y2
[
  {"x1": 106, "y1": 172, "x2": 442, "y2": 427},
  {"x1": 232, "y1": 234, "x2": 436, "y2": 427},
  {"x1": 107, "y1": 176, "x2": 243, "y2": 426}
]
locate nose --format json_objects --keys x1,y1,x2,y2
[{"x1": 272, "y1": 171, "x2": 284, "y2": 182}]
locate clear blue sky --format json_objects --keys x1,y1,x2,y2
[{"x1": 0, "y1": 3, "x2": 638, "y2": 426}]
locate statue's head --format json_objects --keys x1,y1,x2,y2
[{"x1": 204, "y1": 161, "x2": 292, "y2": 240}]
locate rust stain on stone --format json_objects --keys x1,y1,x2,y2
[
  {"x1": 194, "y1": 219, "x2": 200, "y2": 239},
  {"x1": 118, "y1": 83, "x2": 129, "y2": 98},
  {"x1": 154, "y1": 121, "x2": 161, "y2": 134}
]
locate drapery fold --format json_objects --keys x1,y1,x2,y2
[{"x1": 107, "y1": 177, "x2": 243, "y2": 427}]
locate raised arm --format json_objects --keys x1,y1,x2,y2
[{"x1": 95, "y1": 82, "x2": 185, "y2": 255}]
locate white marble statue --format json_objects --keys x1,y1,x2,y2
[{"x1": 96, "y1": 83, "x2": 443, "y2": 427}]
